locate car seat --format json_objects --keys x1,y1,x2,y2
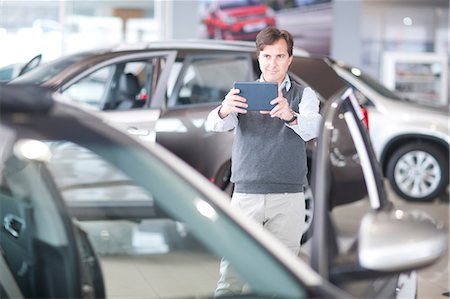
[{"x1": 116, "y1": 73, "x2": 140, "y2": 110}]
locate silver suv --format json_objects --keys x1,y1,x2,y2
[{"x1": 331, "y1": 60, "x2": 449, "y2": 202}]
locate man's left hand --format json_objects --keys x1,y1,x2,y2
[{"x1": 260, "y1": 88, "x2": 296, "y2": 122}]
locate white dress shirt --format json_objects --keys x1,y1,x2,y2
[{"x1": 205, "y1": 74, "x2": 322, "y2": 142}]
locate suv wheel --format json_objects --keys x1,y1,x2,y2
[
  {"x1": 387, "y1": 143, "x2": 449, "y2": 202},
  {"x1": 301, "y1": 185, "x2": 314, "y2": 245},
  {"x1": 215, "y1": 162, "x2": 233, "y2": 195}
]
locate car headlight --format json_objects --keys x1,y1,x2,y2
[{"x1": 220, "y1": 13, "x2": 236, "y2": 25}]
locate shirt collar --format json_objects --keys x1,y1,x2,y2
[{"x1": 259, "y1": 74, "x2": 291, "y2": 91}]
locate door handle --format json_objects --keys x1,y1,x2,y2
[{"x1": 127, "y1": 127, "x2": 150, "y2": 136}]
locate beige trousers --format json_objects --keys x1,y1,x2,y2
[{"x1": 215, "y1": 192, "x2": 305, "y2": 296}]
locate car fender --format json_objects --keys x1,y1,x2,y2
[{"x1": 367, "y1": 106, "x2": 449, "y2": 160}]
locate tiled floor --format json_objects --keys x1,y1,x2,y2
[
  {"x1": 329, "y1": 182, "x2": 449, "y2": 299},
  {"x1": 380, "y1": 182, "x2": 449, "y2": 299},
  {"x1": 391, "y1": 192, "x2": 449, "y2": 299}
]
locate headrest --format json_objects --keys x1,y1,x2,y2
[{"x1": 119, "y1": 73, "x2": 140, "y2": 96}]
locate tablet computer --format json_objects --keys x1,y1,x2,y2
[{"x1": 233, "y1": 81, "x2": 278, "y2": 111}]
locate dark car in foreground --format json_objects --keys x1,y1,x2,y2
[{"x1": 0, "y1": 84, "x2": 447, "y2": 298}]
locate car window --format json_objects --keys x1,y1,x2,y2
[
  {"x1": 0, "y1": 148, "x2": 81, "y2": 298},
  {"x1": 352, "y1": 89, "x2": 373, "y2": 107},
  {"x1": 339, "y1": 65, "x2": 403, "y2": 101},
  {"x1": 63, "y1": 57, "x2": 165, "y2": 111},
  {"x1": 2, "y1": 138, "x2": 306, "y2": 299},
  {"x1": 64, "y1": 66, "x2": 114, "y2": 108},
  {"x1": 0, "y1": 65, "x2": 16, "y2": 82},
  {"x1": 166, "y1": 61, "x2": 183, "y2": 99},
  {"x1": 10, "y1": 52, "x2": 92, "y2": 84},
  {"x1": 170, "y1": 55, "x2": 252, "y2": 107}
]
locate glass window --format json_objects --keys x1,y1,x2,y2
[
  {"x1": 166, "y1": 61, "x2": 183, "y2": 99},
  {"x1": 340, "y1": 65, "x2": 403, "y2": 101},
  {"x1": 62, "y1": 57, "x2": 165, "y2": 111},
  {"x1": 11, "y1": 52, "x2": 93, "y2": 85},
  {"x1": 171, "y1": 56, "x2": 251, "y2": 106},
  {"x1": 64, "y1": 66, "x2": 113, "y2": 109}
]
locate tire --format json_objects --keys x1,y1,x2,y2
[
  {"x1": 386, "y1": 143, "x2": 449, "y2": 202},
  {"x1": 215, "y1": 162, "x2": 233, "y2": 196},
  {"x1": 301, "y1": 185, "x2": 314, "y2": 244}
]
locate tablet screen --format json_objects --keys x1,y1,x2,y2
[{"x1": 233, "y1": 82, "x2": 278, "y2": 111}]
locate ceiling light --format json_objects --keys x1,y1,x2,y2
[{"x1": 403, "y1": 17, "x2": 413, "y2": 26}]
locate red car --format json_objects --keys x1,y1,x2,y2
[{"x1": 203, "y1": 0, "x2": 276, "y2": 40}]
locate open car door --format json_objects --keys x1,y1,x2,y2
[{"x1": 310, "y1": 87, "x2": 447, "y2": 298}]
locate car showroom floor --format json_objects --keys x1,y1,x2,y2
[
  {"x1": 95, "y1": 180, "x2": 449, "y2": 299},
  {"x1": 387, "y1": 183, "x2": 449, "y2": 299},
  {"x1": 316, "y1": 181, "x2": 449, "y2": 299},
  {"x1": 388, "y1": 186, "x2": 449, "y2": 299}
]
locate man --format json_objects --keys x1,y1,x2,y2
[{"x1": 205, "y1": 27, "x2": 322, "y2": 296}]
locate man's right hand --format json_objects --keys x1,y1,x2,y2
[{"x1": 218, "y1": 88, "x2": 248, "y2": 118}]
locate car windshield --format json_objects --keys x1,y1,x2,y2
[
  {"x1": 219, "y1": 0, "x2": 263, "y2": 9},
  {"x1": 339, "y1": 64, "x2": 403, "y2": 101},
  {"x1": 10, "y1": 52, "x2": 93, "y2": 84}
]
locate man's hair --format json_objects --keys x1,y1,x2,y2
[{"x1": 255, "y1": 27, "x2": 294, "y2": 57}]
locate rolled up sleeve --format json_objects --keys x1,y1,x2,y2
[
  {"x1": 286, "y1": 87, "x2": 322, "y2": 141},
  {"x1": 205, "y1": 105, "x2": 238, "y2": 132}
]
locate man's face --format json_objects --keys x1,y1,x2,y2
[{"x1": 257, "y1": 39, "x2": 293, "y2": 85}]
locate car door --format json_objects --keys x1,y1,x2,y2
[
  {"x1": 155, "y1": 52, "x2": 255, "y2": 187},
  {"x1": 0, "y1": 137, "x2": 105, "y2": 299},
  {"x1": 61, "y1": 51, "x2": 177, "y2": 148},
  {"x1": 310, "y1": 88, "x2": 412, "y2": 298}
]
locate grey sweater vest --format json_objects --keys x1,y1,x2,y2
[{"x1": 231, "y1": 81, "x2": 308, "y2": 193}]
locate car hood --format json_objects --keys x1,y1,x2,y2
[
  {"x1": 407, "y1": 101, "x2": 450, "y2": 115},
  {"x1": 374, "y1": 95, "x2": 449, "y2": 118},
  {"x1": 368, "y1": 95, "x2": 449, "y2": 143}
]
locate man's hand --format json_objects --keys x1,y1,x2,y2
[
  {"x1": 261, "y1": 88, "x2": 296, "y2": 123},
  {"x1": 218, "y1": 88, "x2": 248, "y2": 118}
]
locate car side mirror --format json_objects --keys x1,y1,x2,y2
[{"x1": 358, "y1": 209, "x2": 447, "y2": 272}]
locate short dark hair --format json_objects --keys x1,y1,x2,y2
[{"x1": 255, "y1": 27, "x2": 294, "y2": 57}]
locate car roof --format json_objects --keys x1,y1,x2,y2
[
  {"x1": 114, "y1": 39, "x2": 310, "y2": 56},
  {"x1": 13, "y1": 40, "x2": 349, "y2": 99}
]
